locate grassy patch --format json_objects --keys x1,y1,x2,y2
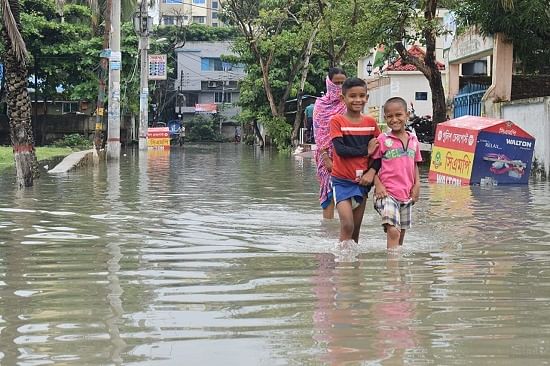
[{"x1": 0, "y1": 146, "x2": 74, "y2": 170}]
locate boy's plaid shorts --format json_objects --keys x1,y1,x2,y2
[{"x1": 374, "y1": 195, "x2": 413, "y2": 230}]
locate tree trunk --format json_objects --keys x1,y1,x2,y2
[
  {"x1": 291, "y1": 21, "x2": 320, "y2": 146},
  {"x1": 394, "y1": 0, "x2": 447, "y2": 125},
  {"x1": 2, "y1": 0, "x2": 39, "y2": 188},
  {"x1": 252, "y1": 120, "x2": 264, "y2": 147},
  {"x1": 427, "y1": 70, "x2": 447, "y2": 125}
]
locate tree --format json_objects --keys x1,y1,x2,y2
[
  {"x1": 452, "y1": 0, "x2": 550, "y2": 74},
  {"x1": 222, "y1": 0, "x2": 324, "y2": 149},
  {"x1": 362, "y1": 0, "x2": 447, "y2": 124},
  {"x1": 1, "y1": 0, "x2": 39, "y2": 187}
]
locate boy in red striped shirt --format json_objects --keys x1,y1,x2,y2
[{"x1": 329, "y1": 77, "x2": 381, "y2": 246}]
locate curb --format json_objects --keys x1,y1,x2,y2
[{"x1": 47, "y1": 149, "x2": 97, "y2": 174}]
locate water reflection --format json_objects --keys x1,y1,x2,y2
[
  {"x1": 312, "y1": 254, "x2": 420, "y2": 365},
  {"x1": 0, "y1": 144, "x2": 550, "y2": 364}
]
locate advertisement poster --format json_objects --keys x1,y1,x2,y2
[
  {"x1": 147, "y1": 127, "x2": 170, "y2": 149},
  {"x1": 148, "y1": 54, "x2": 167, "y2": 80},
  {"x1": 470, "y1": 132, "x2": 534, "y2": 184}
]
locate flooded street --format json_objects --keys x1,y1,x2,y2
[{"x1": 1, "y1": 143, "x2": 550, "y2": 365}]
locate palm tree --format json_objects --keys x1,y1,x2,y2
[
  {"x1": 1, "y1": 0, "x2": 39, "y2": 187},
  {"x1": 500, "y1": 0, "x2": 514, "y2": 10}
]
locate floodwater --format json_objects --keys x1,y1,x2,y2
[{"x1": 1, "y1": 143, "x2": 550, "y2": 365}]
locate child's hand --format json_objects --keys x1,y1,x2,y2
[
  {"x1": 374, "y1": 179, "x2": 387, "y2": 199},
  {"x1": 411, "y1": 184, "x2": 420, "y2": 203},
  {"x1": 323, "y1": 157, "x2": 333, "y2": 172},
  {"x1": 367, "y1": 138, "x2": 379, "y2": 156},
  {"x1": 359, "y1": 169, "x2": 375, "y2": 186}
]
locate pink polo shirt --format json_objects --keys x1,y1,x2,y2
[{"x1": 372, "y1": 132, "x2": 422, "y2": 202}]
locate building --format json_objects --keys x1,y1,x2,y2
[
  {"x1": 159, "y1": 0, "x2": 222, "y2": 27},
  {"x1": 358, "y1": 8, "x2": 451, "y2": 121},
  {"x1": 360, "y1": 45, "x2": 447, "y2": 121},
  {"x1": 175, "y1": 41, "x2": 245, "y2": 123}
]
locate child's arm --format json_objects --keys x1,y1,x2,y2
[
  {"x1": 411, "y1": 163, "x2": 420, "y2": 202},
  {"x1": 320, "y1": 150, "x2": 333, "y2": 172},
  {"x1": 358, "y1": 158, "x2": 381, "y2": 185},
  {"x1": 332, "y1": 137, "x2": 370, "y2": 157},
  {"x1": 373, "y1": 175, "x2": 387, "y2": 199}
]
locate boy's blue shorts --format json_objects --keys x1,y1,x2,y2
[{"x1": 331, "y1": 176, "x2": 372, "y2": 206}]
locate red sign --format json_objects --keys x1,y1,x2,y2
[
  {"x1": 195, "y1": 103, "x2": 217, "y2": 113},
  {"x1": 484, "y1": 121, "x2": 533, "y2": 139},
  {"x1": 147, "y1": 127, "x2": 170, "y2": 149},
  {"x1": 434, "y1": 125, "x2": 478, "y2": 153}
]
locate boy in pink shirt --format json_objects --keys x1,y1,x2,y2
[{"x1": 372, "y1": 97, "x2": 422, "y2": 249}]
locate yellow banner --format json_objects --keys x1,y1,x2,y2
[
  {"x1": 430, "y1": 146, "x2": 475, "y2": 179},
  {"x1": 147, "y1": 138, "x2": 170, "y2": 147}
]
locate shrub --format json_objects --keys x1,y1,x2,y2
[
  {"x1": 52, "y1": 134, "x2": 91, "y2": 149},
  {"x1": 187, "y1": 115, "x2": 223, "y2": 142}
]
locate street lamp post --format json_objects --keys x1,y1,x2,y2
[
  {"x1": 133, "y1": 2, "x2": 152, "y2": 150},
  {"x1": 366, "y1": 61, "x2": 373, "y2": 76}
]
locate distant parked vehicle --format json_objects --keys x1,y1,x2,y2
[
  {"x1": 168, "y1": 120, "x2": 185, "y2": 146},
  {"x1": 406, "y1": 102, "x2": 434, "y2": 144}
]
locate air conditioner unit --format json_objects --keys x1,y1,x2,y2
[{"x1": 207, "y1": 81, "x2": 218, "y2": 88}]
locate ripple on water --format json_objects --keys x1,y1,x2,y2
[{"x1": 0, "y1": 147, "x2": 550, "y2": 365}]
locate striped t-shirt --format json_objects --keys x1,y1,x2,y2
[{"x1": 329, "y1": 114, "x2": 381, "y2": 181}]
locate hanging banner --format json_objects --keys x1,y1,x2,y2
[{"x1": 148, "y1": 54, "x2": 167, "y2": 80}]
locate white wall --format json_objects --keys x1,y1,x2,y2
[
  {"x1": 367, "y1": 72, "x2": 446, "y2": 121},
  {"x1": 500, "y1": 97, "x2": 550, "y2": 175}
]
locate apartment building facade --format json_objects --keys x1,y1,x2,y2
[
  {"x1": 175, "y1": 41, "x2": 245, "y2": 121},
  {"x1": 159, "y1": 0, "x2": 222, "y2": 27}
]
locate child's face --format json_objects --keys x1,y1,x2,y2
[
  {"x1": 384, "y1": 102, "x2": 409, "y2": 133},
  {"x1": 341, "y1": 86, "x2": 368, "y2": 113}
]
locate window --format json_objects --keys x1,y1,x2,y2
[
  {"x1": 215, "y1": 92, "x2": 232, "y2": 104},
  {"x1": 164, "y1": 0, "x2": 183, "y2": 3},
  {"x1": 212, "y1": 1, "x2": 218, "y2": 8},
  {"x1": 192, "y1": 0, "x2": 205, "y2": 4},
  {"x1": 212, "y1": 22, "x2": 218, "y2": 27},
  {"x1": 62, "y1": 102, "x2": 79, "y2": 114},
  {"x1": 192, "y1": 16, "x2": 206, "y2": 24},
  {"x1": 415, "y1": 92, "x2": 428, "y2": 101},
  {"x1": 212, "y1": 12, "x2": 218, "y2": 19},
  {"x1": 183, "y1": 93, "x2": 199, "y2": 107},
  {"x1": 201, "y1": 58, "x2": 231, "y2": 71},
  {"x1": 163, "y1": 16, "x2": 176, "y2": 25}
]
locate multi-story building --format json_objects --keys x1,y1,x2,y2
[
  {"x1": 159, "y1": 0, "x2": 222, "y2": 27},
  {"x1": 175, "y1": 41, "x2": 245, "y2": 122}
]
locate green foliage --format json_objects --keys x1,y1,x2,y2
[
  {"x1": 260, "y1": 115, "x2": 292, "y2": 151},
  {"x1": 52, "y1": 133, "x2": 91, "y2": 148},
  {"x1": 186, "y1": 115, "x2": 223, "y2": 142},
  {"x1": 153, "y1": 23, "x2": 239, "y2": 45}
]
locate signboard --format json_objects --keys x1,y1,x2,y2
[
  {"x1": 429, "y1": 116, "x2": 535, "y2": 185},
  {"x1": 195, "y1": 103, "x2": 217, "y2": 113},
  {"x1": 110, "y1": 60, "x2": 121, "y2": 70},
  {"x1": 430, "y1": 146, "x2": 475, "y2": 183},
  {"x1": 147, "y1": 127, "x2": 170, "y2": 149},
  {"x1": 448, "y1": 28, "x2": 494, "y2": 63},
  {"x1": 148, "y1": 54, "x2": 167, "y2": 80}
]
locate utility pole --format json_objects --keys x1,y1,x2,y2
[
  {"x1": 134, "y1": 1, "x2": 151, "y2": 150},
  {"x1": 107, "y1": 0, "x2": 121, "y2": 159}
]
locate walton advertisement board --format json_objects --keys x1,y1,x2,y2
[{"x1": 429, "y1": 116, "x2": 535, "y2": 185}]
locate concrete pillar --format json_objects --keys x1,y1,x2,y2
[
  {"x1": 448, "y1": 63, "x2": 460, "y2": 99},
  {"x1": 491, "y1": 33, "x2": 513, "y2": 102}
]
